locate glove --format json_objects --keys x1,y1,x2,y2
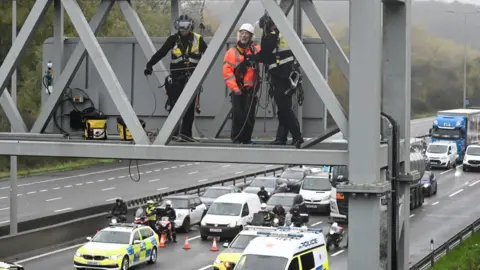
[{"x1": 144, "y1": 65, "x2": 153, "y2": 76}]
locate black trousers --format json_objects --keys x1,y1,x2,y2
[
  {"x1": 166, "y1": 78, "x2": 196, "y2": 138},
  {"x1": 231, "y1": 91, "x2": 257, "y2": 143},
  {"x1": 272, "y1": 79, "x2": 302, "y2": 140}
]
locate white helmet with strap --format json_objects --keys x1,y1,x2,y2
[{"x1": 237, "y1": 23, "x2": 256, "y2": 42}]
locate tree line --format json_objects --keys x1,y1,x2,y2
[{"x1": 0, "y1": 0, "x2": 478, "y2": 174}]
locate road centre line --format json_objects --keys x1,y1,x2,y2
[
  {"x1": 46, "y1": 197, "x2": 62, "y2": 202},
  {"x1": 469, "y1": 180, "x2": 480, "y2": 187},
  {"x1": 449, "y1": 189, "x2": 464, "y2": 197}
]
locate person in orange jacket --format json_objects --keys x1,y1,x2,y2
[{"x1": 223, "y1": 23, "x2": 261, "y2": 144}]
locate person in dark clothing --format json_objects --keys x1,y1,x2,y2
[
  {"x1": 290, "y1": 206, "x2": 304, "y2": 227},
  {"x1": 257, "y1": 186, "x2": 270, "y2": 203},
  {"x1": 289, "y1": 194, "x2": 308, "y2": 215},
  {"x1": 111, "y1": 199, "x2": 127, "y2": 223},
  {"x1": 164, "y1": 200, "x2": 177, "y2": 243},
  {"x1": 255, "y1": 14, "x2": 304, "y2": 148},
  {"x1": 144, "y1": 14, "x2": 208, "y2": 141}
]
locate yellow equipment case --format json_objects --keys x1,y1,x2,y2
[
  {"x1": 84, "y1": 114, "x2": 108, "y2": 140},
  {"x1": 117, "y1": 117, "x2": 146, "y2": 141}
]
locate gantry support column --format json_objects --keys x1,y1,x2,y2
[
  {"x1": 341, "y1": 0, "x2": 390, "y2": 269},
  {"x1": 382, "y1": 0, "x2": 412, "y2": 269}
]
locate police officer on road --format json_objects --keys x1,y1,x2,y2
[
  {"x1": 144, "y1": 14, "x2": 208, "y2": 141},
  {"x1": 164, "y1": 201, "x2": 177, "y2": 243},
  {"x1": 145, "y1": 200, "x2": 157, "y2": 232},
  {"x1": 257, "y1": 186, "x2": 270, "y2": 203}
]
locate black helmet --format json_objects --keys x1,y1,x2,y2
[
  {"x1": 116, "y1": 198, "x2": 122, "y2": 204},
  {"x1": 260, "y1": 186, "x2": 265, "y2": 190},
  {"x1": 258, "y1": 14, "x2": 274, "y2": 30},
  {"x1": 175, "y1": 14, "x2": 194, "y2": 31},
  {"x1": 293, "y1": 194, "x2": 304, "y2": 205}
]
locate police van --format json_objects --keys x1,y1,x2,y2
[{"x1": 227, "y1": 226, "x2": 329, "y2": 270}]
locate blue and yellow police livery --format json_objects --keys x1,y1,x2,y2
[
  {"x1": 0, "y1": 261, "x2": 24, "y2": 270},
  {"x1": 73, "y1": 223, "x2": 159, "y2": 270}
]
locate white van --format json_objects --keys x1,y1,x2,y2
[
  {"x1": 426, "y1": 141, "x2": 458, "y2": 169},
  {"x1": 463, "y1": 144, "x2": 480, "y2": 171},
  {"x1": 200, "y1": 193, "x2": 261, "y2": 240},
  {"x1": 299, "y1": 175, "x2": 332, "y2": 213}
]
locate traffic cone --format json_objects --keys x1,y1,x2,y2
[
  {"x1": 183, "y1": 236, "x2": 191, "y2": 250},
  {"x1": 211, "y1": 237, "x2": 218, "y2": 252},
  {"x1": 159, "y1": 234, "x2": 165, "y2": 248}
]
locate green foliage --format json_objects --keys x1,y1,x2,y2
[{"x1": 429, "y1": 232, "x2": 480, "y2": 270}]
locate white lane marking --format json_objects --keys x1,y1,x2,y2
[
  {"x1": 15, "y1": 243, "x2": 84, "y2": 264},
  {"x1": 198, "y1": 265, "x2": 213, "y2": 270},
  {"x1": 157, "y1": 187, "x2": 169, "y2": 191},
  {"x1": 180, "y1": 165, "x2": 185, "y2": 168},
  {"x1": 97, "y1": 179, "x2": 105, "y2": 182},
  {"x1": 0, "y1": 161, "x2": 167, "y2": 189},
  {"x1": 39, "y1": 189, "x2": 48, "y2": 192},
  {"x1": 118, "y1": 176, "x2": 125, "y2": 179},
  {"x1": 449, "y1": 189, "x2": 464, "y2": 197},
  {"x1": 163, "y1": 168, "x2": 169, "y2": 170},
  {"x1": 102, "y1": 187, "x2": 116, "y2": 191},
  {"x1": 234, "y1": 171, "x2": 244, "y2": 174},
  {"x1": 75, "y1": 183, "x2": 83, "y2": 186},
  {"x1": 0, "y1": 220, "x2": 9, "y2": 224},
  {"x1": 222, "y1": 164, "x2": 231, "y2": 168},
  {"x1": 0, "y1": 196, "x2": 7, "y2": 200},
  {"x1": 46, "y1": 197, "x2": 62, "y2": 202},
  {"x1": 410, "y1": 214, "x2": 415, "y2": 218},
  {"x1": 469, "y1": 180, "x2": 480, "y2": 187},
  {"x1": 27, "y1": 191, "x2": 36, "y2": 195},
  {"x1": 148, "y1": 179, "x2": 161, "y2": 182},
  {"x1": 52, "y1": 187, "x2": 61, "y2": 190},
  {"x1": 0, "y1": 207, "x2": 9, "y2": 211},
  {"x1": 54, "y1": 207, "x2": 72, "y2": 213},
  {"x1": 17, "y1": 194, "x2": 22, "y2": 196},
  {"x1": 432, "y1": 201, "x2": 439, "y2": 206},
  {"x1": 146, "y1": 171, "x2": 153, "y2": 173},
  {"x1": 64, "y1": 185, "x2": 72, "y2": 188},
  {"x1": 265, "y1": 165, "x2": 273, "y2": 168},
  {"x1": 189, "y1": 235, "x2": 201, "y2": 241},
  {"x1": 440, "y1": 169, "x2": 452, "y2": 175},
  {"x1": 106, "y1": 197, "x2": 120, "y2": 202},
  {"x1": 107, "y1": 177, "x2": 115, "y2": 180},
  {"x1": 85, "y1": 182, "x2": 93, "y2": 185},
  {"x1": 171, "y1": 166, "x2": 177, "y2": 169},
  {"x1": 194, "y1": 162, "x2": 200, "y2": 164},
  {"x1": 331, "y1": 250, "x2": 345, "y2": 256},
  {"x1": 189, "y1": 171, "x2": 198, "y2": 175},
  {"x1": 198, "y1": 179, "x2": 208, "y2": 183},
  {"x1": 310, "y1": 221, "x2": 323, "y2": 226},
  {"x1": 0, "y1": 187, "x2": 8, "y2": 190},
  {"x1": 187, "y1": 163, "x2": 193, "y2": 166},
  {"x1": 154, "y1": 169, "x2": 161, "y2": 172}
]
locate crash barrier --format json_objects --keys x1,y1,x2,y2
[
  {"x1": 410, "y1": 216, "x2": 480, "y2": 270},
  {"x1": 0, "y1": 166, "x2": 288, "y2": 260},
  {"x1": 0, "y1": 165, "x2": 287, "y2": 237}
]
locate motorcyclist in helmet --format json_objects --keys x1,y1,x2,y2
[
  {"x1": 289, "y1": 194, "x2": 307, "y2": 215},
  {"x1": 272, "y1": 204, "x2": 286, "y2": 225},
  {"x1": 257, "y1": 186, "x2": 270, "y2": 203},
  {"x1": 145, "y1": 200, "x2": 157, "y2": 232},
  {"x1": 290, "y1": 205, "x2": 304, "y2": 227},
  {"x1": 164, "y1": 200, "x2": 177, "y2": 243},
  {"x1": 111, "y1": 199, "x2": 127, "y2": 222},
  {"x1": 258, "y1": 203, "x2": 275, "y2": 226},
  {"x1": 330, "y1": 222, "x2": 342, "y2": 234}
]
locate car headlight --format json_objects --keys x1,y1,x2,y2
[
  {"x1": 273, "y1": 218, "x2": 279, "y2": 224},
  {"x1": 75, "y1": 252, "x2": 82, "y2": 257},
  {"x1": 228, "y1": 221, "x2": 236, "y2": 227},
  {"x1": 268, "y1": 191, "x2": 271, "y2": 196},
  {"x1": 423, "y1": 184, "x2": 430, "y2": 188},
  {"x1": 108, "y1": 254, "x2": 122, "y2": 260},
  {"x1": 201, "y1": 220, "x2": 206, "y2": 226}
]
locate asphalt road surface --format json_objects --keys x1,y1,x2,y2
[{"x1": 18, "y1": 164, "x2": 480, "y2": 270}]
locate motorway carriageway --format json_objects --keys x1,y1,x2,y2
[
  {"x1": 17, "y1": 164, "x2": 480, "y2": 269},
  {"x1": 0, "y1": 117, "x2": 434, "y2": 225}
]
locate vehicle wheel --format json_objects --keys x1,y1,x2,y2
[
  {"x1": 429, "y1": 188, "x2": 433, "y2": 197},
  {"x1": 434, "y1": 185, "x2": 438, "y2": 195},
  {"x1": 182, "y1": 217, "x2": 191, "y2": 233},
  {"x1": 447, "y1": 162, "x2": 451, "y2": 169},
  {"x1": 148, "y1": 247, "x2": 157, "y2": 264},
  {"x1": 120, "y1": 256, "x2": 129, "y2": 270},
  {"x1": 463, "y1": 166, "x2": 467, "y2": 172},
  {"x1": 201, "y1": 234, "x2": 208, "y2": 240}
]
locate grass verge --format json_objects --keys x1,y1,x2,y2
[
  {"x1": 429, "y1": 232, "x2": 480, "y2": 270},
  {"x1": 0, "y1": 159, "x2": 117, "y2": 179}
]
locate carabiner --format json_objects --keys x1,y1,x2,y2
[{"x1": 289, "y1": 71, "x2": 300, "y2": 88}]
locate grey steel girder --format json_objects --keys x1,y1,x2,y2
[
  {"x1": 61, "y1": 0, "x2": 149, "y2": 144},
  {"x1": 31, "y1": 0, "x2": 115, "y2": 133},
  {"x1": 153, "y1": 0, "x2": 251, "y2": 145},
  {"x1": 0, "y1": 91, "x2": 27, "y2": 133},
  {"x1": 260, "y1": 0, "x2": 348, "y2": 136}
]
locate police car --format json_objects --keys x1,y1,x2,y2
[
  {"x1": 0, "y1": 261, "x2": 24, "y2": 270},
  {"x1": 73, "y1": 223, "x2": 159, "y2": 270},
  {"x1": 227, "y1": 226, "x2": 329, "y2": 270}
]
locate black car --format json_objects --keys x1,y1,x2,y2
[
  {"x1": 200, "y1": 186, "x2": 242, "y2": 208},
  {"x1": 242, "y1": 176, "x2": 288, "y2": 196},
  {"x1": 420, "y1": 171, "x2": 437, "y2": 197},
  {"x1": 265, "y1": 193, "x2": 300, "y2": 213},
  {"x1": 280, "y1": 167, "x2": 312, "y2": 193}
]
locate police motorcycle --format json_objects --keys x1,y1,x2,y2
[
  {"x1": 107, "y1": 213, "x2": 127, "y2": 224},
  {"x1": 155, "y1": 208, "x2": 173, "y2": 242},
  {"x1": 325, "y1": 222, "x2": 345, "y2": 251},
  {"x1": 133, "y1": 207, "x2": 149, "y2": 225}
]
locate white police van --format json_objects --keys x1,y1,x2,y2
[{"x1": 229, "y1": 226, "x2": 329, "y2": 270}]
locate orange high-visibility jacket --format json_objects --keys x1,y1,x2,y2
[{"x1": 223, "y1": 44, "x2": 261, "y2": 94}]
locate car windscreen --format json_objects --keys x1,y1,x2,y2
[
  {"x1": 230, "y1": 235, "x2": 259, "y2": 249},
  {"x1": 427, "y1": 144, "x2": 448, "y2": 154},
  {"x1": 249, "y1": 178, "x2": 276, "y2": 188},
  {"x1": 91, "y1": 231, "x2": 131, "y2": 245},
  {"x1": 160, "y1": 198, "x2": 189, "y2": 209},
  {"x1": 202, "y1": 188, "x2": 231, "y2": 198},
  {"x1": 432, "y1": 127, "x2": 462, "y2": 139},
  {"x1": 302, "y1": 177, "x2": 331, "y2": 191},
  {"x1": 467, "y1": 147, "x2": 480, "y2": 156},
  {"x1": 235, "y1": 254, "x2": 288, "y2": 270},
  {"x1": 420, "y1": 171, "x2": 431, "y2": 181},
  {"x1": 281, "y1": 170, "x2": 304, "y2": 179},
  {"x1": 207, "y1": 202, "x2": 242, "y2": 216},
  {"x1": 267, "y1": 195, "x2": 295, "y2": 206}
]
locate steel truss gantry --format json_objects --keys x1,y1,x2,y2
[{"x1": 0, "y1": 0, "x2": 413, "y2": 269}]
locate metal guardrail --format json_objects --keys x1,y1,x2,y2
[{"x1": 410, "y1": 217, "x2": 480, "y2": 270}]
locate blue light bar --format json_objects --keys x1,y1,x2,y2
[
  {"x1": 256, "y1": 231, "x2": 304, "y2": 238},
  {"x1": 276, "y1": 226, "x2": 323, "y2": 233}
]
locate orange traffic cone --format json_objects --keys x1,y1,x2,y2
[
  {"x1": 211, "y1": 237, "x2": 218, "y2": 252},
  {"x1": 183, "y1": 236, "x2": 191, "y2": 250},
  {"x1": 159, "y1": 234, "x2": 165, "y2": 248}
]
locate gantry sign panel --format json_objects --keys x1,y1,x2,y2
[{"x1": 41, "y1": 37, "x2": 328, "y2": 138}]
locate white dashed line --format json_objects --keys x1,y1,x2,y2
[
  {"x1": 17, "y1": 194, "x2": 22, "y2": 197},
  {"x1": 107, "y1": 177, "x2": 115, "y2": 180},
  {"x1": 75, "y1": 183, "x2": 83, "y2": 186},
  {"x1": 469, "y1": 180, "x2": 480, "y2": 187},
  {"x1": 265, "y1": 165, "x2": 273, "y2": 168},
  {"x1": 0, "y1": 207, "x2": 9, "y2": 211},
  {"x1": 410, "y1": 214, "x2": 415, "y2": 218},
  {"x1": 0, "y1": 187, "x2": 8, "y2": 190},
  {"x1": 54, "y1": 208, "x2": 72, "y2": 213},
  {"x1": 27, "y1": 191, "x2": 36, "y2": 195},
  {"x1": 189, "y1": 171, "x2": 198, "y2": 175},
  {"x1": 189, "y1": 235, "x2": 201, "y2": 240},
  {"x1": 171, "y1": 166, "x2": 177, "y2": 169},
  {"x1": 234, "y1": 171, "x2": 244, "y2": 174},
  {"x1": 0, "y1": 220, "x2": 9, "y2": 224},
  {"x1": 39, "y1": 189, "x2": 47, "y2": 192},
  {"x1": 198, "y1": 179, "x2": 208, "y2": 183},
  {"x1": 432, "y1": 201, "x2": 439, "y2": 206},
  {"x1": 331, "y1": 250, "x2": 345, "y2": 256},
  {"x1": 222, "y1": 164, "x2": 231, "y2": 168},
  {"x1": 64, "y1": 185, "x2": 72, "y2": 188},
  {"x1": 180, "y1": 165, "x2": 185, "y2": 168},
  {"x1": 449, "y1": 189, "x2": 464, "y2": 197},
  {"x1": 187, "y1": 163, "x2": 193, "y2": 166},
  {"x1": 440, "y1": 169, "x2": 452, "y2": 175},
  {"x1": 46, "y1": 197, "x2": 62, "y2": 202},
  {"x1": 102, "y1": 187, "x2": 116, "y2": 191},
  {"x1": 149, "y1": 179, "x2": 161, "y2": 182},
  {"x1": 106, "y1": 197, "x2": 120, "y2": 202},
  {"x1": 138, "y1": 173, "x2": 143, "y2": 175},
  {"x1": 146, "y1": 171, "x2": 152, "y2": 173},
  {"x1": 85, "y1": 182, "x2": 93, "y2": 185},
  {"x1": 0, "y1": 196, "x2": 7, "y2": 200},
  {"x1": 118, "y1": 176, "x2": 125, "y2": 179},
  {"x1": 310, "y1": 221, "x2": 323, "y2": 226},
  {"x1": 195, "y1": 162, "x2": 200, "y2": 164},
  {"x1": 52, "y1": 187, "x2": 61, "y2": 190},
  {"x1": 154, "y1": 169, "x2": 161, "y2": 172},
  {"x1": 97, "y1": 179, "x2": 105, "y2": 182},
  {"x1": 157, "y1": 187, "x2": 169, "y2": 191},
  {"x1": 163, "y1": 168, "x2": 169, "y2": 170}
]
